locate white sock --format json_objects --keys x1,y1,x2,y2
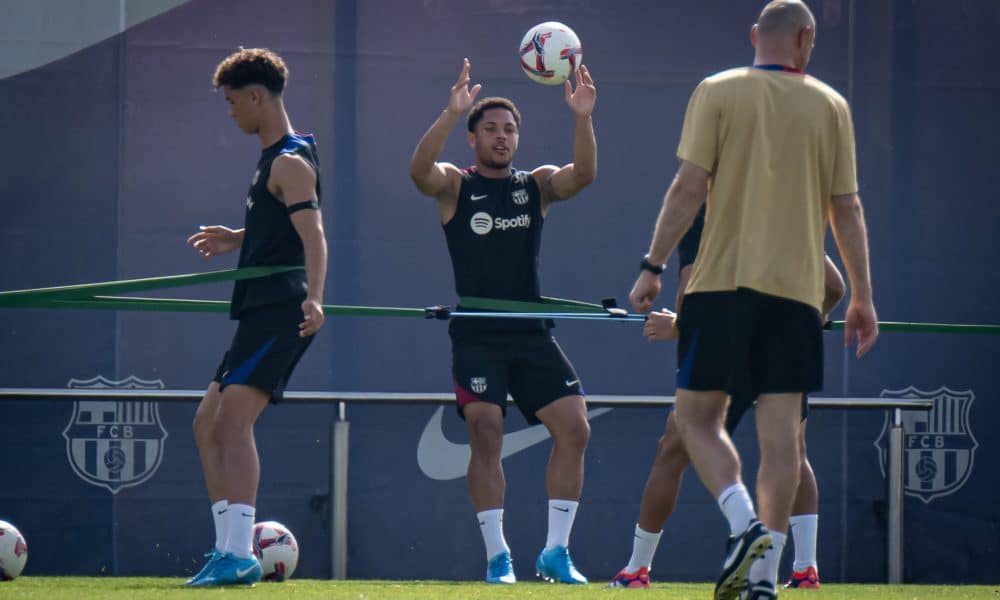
[
  {"x1": 211, "y1": 500, "x2": 229, "y2": 553},
  {"x1": 749, "y1": 530, "x2": 786, "y2": 585},
  {"x1": 477, "y1": 509, "x2": 510, "y2": 560},
  {"x1": 224, "y1": 503, "x2": 255, "y2": 559},
  {"x1": 789, "y1": 514, "x2": 819, "y2": 572},
  {"x1": 625, "y1": 524, "x2": 662, "y2": 572},
  {"x1": 717, "y1": 483, "x2": 756, "y2": 535},
  {"x1": 545, "y1": 499, "x2": 579, "y2": 550}
]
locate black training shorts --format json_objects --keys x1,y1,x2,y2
[
  {"x1": 724, "y1": 392, "x2": 810, "y2": 433},
  {"x1": 677, "y1": 288, "x2": 823, "y2": 397},
  {"x1": 451, "y1": 332, "x2": 583, "y2": 425},
  {"x1": 213, "y1": 297, "x2": 314, "y2": 403}
]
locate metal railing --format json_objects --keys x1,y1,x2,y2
[{"x1": 0, "y1": 388, "x2": 930, "y2": 583}]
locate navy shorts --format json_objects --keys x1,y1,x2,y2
[
  {"x1": 677, "y1": 288, "x2": 823, "y2": 397},
  {"x1": 213, "y1": 297, "x2": 313, "y2": 403},
  {"x1": 451, "y1": 332, "x2": 583, "y2": 425},
  {"x1": 724, "y1": 392, "x2": 810, "y2": 433}
]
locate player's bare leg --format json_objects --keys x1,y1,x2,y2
[
  {"x1": 464, "y1": 401, "x2": 506, "y2": 511},
  {"x1": 215, "y1": 384, "x2": 269, "y2": 505},
  {"x1": 786, "y1": 420, "x2": 821, "y2": 588},
  {"x1": 463, "y1": 401, "x2": 514, "y2": 583},
  {"x1": 611, "y1": 411, "x2": 689, "y2": 587},
  {"x1": 748, "y1": 393, "x2": 802, "y2": 592},
  {"x1": 536, "y1": 395, "x2": 590, "y2": 501},
  {"x1": 533, "y1": 394, "x2": 590, "y2": 583},
  {"x1": 193, "y1": 382, "x2": 226, "y2": 506},
  {"x1": 187, "y1": 382, "x2": 229, "y2": 584},
  {"x1": 674, "y1": 390, "x2": 739, "y2": 495},
  {"x1": 676, "y1": 389, "x2": 769, "y2": 599},
  {"x1": 638, "y1": 411, "x2": 689, "y2": 532},
  {"x1": 187, "y1": 383, "x2": 268, "y2": 586}
]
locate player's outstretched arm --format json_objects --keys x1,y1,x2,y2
[
  {"x1": 629, "y1": 161, "x2": 708, "y2": 313},
  {"x1": 409, "y1": 58, "x2": 480, "y2": 202},
  {"x1": 540, "y1": 65, "x2": 597, "y2": 211},
  {"x1": 829, "y1": 192, "x2": 878, "y2": 356},
  {"x1": 271, "y1": 153, "x2": 327, "y2": 338}
]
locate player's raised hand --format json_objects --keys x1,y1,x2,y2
[
  {"x1": 187, "y1": 225, "x2": 242, "y2": 259},
  {"x1": 565, "y1": 64, "x2": 595, "y2": 118},
  {"x1": 447, "y1": 58, "x2": 482, "y2": 115}
]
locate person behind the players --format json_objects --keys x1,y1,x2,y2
[
  {"x1": 408, "y1": 58, "x2": 596, "y2": 585},
  {"x1": 610, "y1": 204, "x2": 844, "y2": 590},
  {"x1": 183, "y1": 47, "x2": 327, "y2": 587},
  {"x1": 628, "y1": 1, "x2": 878, "y2": 598}
]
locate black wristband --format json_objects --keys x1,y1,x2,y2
[{"x1": 640, "y1": 254, "x2": 665, "y2": 275}]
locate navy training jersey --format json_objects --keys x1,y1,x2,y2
[
  {"x1": 230, "y1": 133, "x2": 321, "y2": 318},
  {"x1": 677, "y1": 202, "x2": 706, "y2": 274},
  {"x1": 443, "y1": 167, "x2": 548, "y2": 335}
]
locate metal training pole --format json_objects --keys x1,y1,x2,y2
[
  {"x1": 330, "y1": 401, "x2": 350, "y2": 579},
  {"x1": 887, "y1": 407, "x2": 904, "y2": 583}
]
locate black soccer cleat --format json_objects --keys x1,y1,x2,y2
[{"x1": 714, "y1": 519, "x2": 772, "y2": 600}]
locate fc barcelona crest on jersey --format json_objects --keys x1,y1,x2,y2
[
  {"x1": 63, "y1": 376, "x2": 169, "y2": 494},
  {"x1": 874, "y1": 386, "x2": 978, "y2": 503},
  {"x1": 511, "y1": 188, "x2": 529, "y2": 205},
  {"x1": 470, "y1": 377, "x2": 488, "y2": 394}
]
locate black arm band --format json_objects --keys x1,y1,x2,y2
[{"x1": 287, "y1": 200, "x2": 319, "y2": 215}]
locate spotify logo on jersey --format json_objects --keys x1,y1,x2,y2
[
  {"x1": 470, "y1": 212, "x2": 494, "y2": 235},
  {"x1": 470, "y1": 211, "x2": 531, "y2": 235}
]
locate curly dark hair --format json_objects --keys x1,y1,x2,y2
[
  {"x1": 467, "y1": 97, "x2": 521, "y2": 132},
  {"x1": 212, "y1": 47, "x2": 288, "y2": 94}
]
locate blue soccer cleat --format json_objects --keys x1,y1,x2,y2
[
  {"x1": 715, "y1": 520, "x2": 772, "y2": 600},
  {"x1": 186, "y1": 552, "x2": 263, "y2": 587},
  {"x1": 485, "y1": 551, "x2": 516, "y2": 584},
  {"x1": 535, "y1": 545, "x2": 588, "y2": 584},
  {"x1": 184, "y1": 549, "x2": 223, "y2": 586}
]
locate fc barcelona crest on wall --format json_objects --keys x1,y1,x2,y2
[
  {"x1": 874, "y1": 386, "x2": 978, "y2": 504},
  {"x1": 62, "y1": 376, "x2": 169, "y2": 494}
]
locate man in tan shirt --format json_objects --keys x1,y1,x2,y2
[{"x1": 628, "y1": 2, "x2": 878, "y2": 598}]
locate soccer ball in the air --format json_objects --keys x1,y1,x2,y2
[
  {"x1": 519, "y1": 22, "x2": 582, "y2": 85},
  {"x1": 252, "y1": 521, "x2": 299, "y2": 581},
  {"x1": 0, "y1": 520, "x2": 27, "y2": 581}
]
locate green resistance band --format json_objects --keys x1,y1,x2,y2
[
  {"x1": 35, "y1": 296, "x2": 426, "y2": 318},
  {"x1": 458, "y1": 296, "x2": 606, "y2": 313},
  {"x1": 824, "y1": 320, "x2": 1000, "y2": 336},
  {"x1": 0, "y1": 267, "x2": 997, "y2": 334},
  {"x1": 0, "y1": 266, "x2": 302, "y2": 306}
]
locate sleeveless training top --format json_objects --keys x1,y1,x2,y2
[
  {"x1": 230, "y1": 133, "x2": 321, "y2": 319},
  {"x1": 443, "y1": 167, "x2": 548, "y2": 335}
]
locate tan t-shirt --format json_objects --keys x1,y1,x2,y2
[{"x1": 678, "y1": 66, "x2": 858, "y2": 312}]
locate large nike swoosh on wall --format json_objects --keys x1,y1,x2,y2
[{"x1": 417, "y1": 406, "x2": 613, "y2": 481}]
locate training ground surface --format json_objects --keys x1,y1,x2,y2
[{"x1": 0, "y1": 578, "x2": 998, "y2": 598}]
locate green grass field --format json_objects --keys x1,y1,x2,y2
[{"x1": 0, "y1": 578, "x2": 997, "y2": 599}]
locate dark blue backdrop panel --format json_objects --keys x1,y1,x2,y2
[{"x1": 0, "y1": 0, "x2": 997, "y2": 584}]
